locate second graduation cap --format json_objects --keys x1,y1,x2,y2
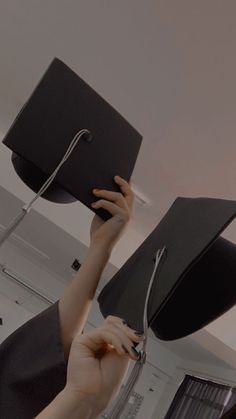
[
  {"x1": 2, "y1": 58, "x2": 142, "y2": 220},
  {"x1": 98, "y1": 197, "x2": 236, "y2": 340}
]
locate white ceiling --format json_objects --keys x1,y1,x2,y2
[
  {"x1": 1, "y1": 1, "x2": 236, "y2": 238},
  {"x1": 0, "y1": 185, "x2": 117, "y2": 284},
  {"x1": 1, "y1": 1, "x2": 236, "y2": 370}
]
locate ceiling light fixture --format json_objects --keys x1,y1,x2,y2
[{"x1": 132, "y1": 185, "x2": 151, "y2": 206}]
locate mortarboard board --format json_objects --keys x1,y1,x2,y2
[
  {"x1": 98, "y1": 197, "x2": 236, "y2": 340},
  {"x1": 2, "y1": 58, "x2": 142, "y2": 220}
]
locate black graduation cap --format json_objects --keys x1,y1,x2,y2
[
  {"x1": 98, "y1": 197, "x2": 236, "y2": 340},
  {"x1": 2, "y1": 58, "x2": 142, "y2": 220}
]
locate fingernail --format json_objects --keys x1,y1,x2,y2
[
  {"x1": 132, "y1": 346, "x2": 140, "y2": 358},
  {"x1": 134, "y1": 331, "x2": 144, "y2": 337},
  {"x1": 122, "y1": 344, "x2": 129, "y2": 354}
]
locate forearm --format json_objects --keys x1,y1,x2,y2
[
  {"x1": 59, "y1": 243, "x2": 111, "y2": 357},
  {"x1": 35, "y1": 388, "x2": 97, "y2": 419}
]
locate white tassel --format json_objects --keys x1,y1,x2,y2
[
  {"x1": 0, "y1": 129, "x2": 89, "y2": 248},
  {"x1": 106, "y1": 246, "x2": 166, "y2": 419}
]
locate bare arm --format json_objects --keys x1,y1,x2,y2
[
  {"x1": 58, "y1": 244, "x2": 110, "y2": 358},
  {"x1": 35, "y1": 388, "x2": 95, "y2": 419},
  {"x1": 58, "y1": 176, "x2": 134, "y2": 358},
  {"x1": 36, "y1": 316, "x2": 143, "y2": 419}
]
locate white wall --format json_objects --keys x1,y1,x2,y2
[
  {"x1": 0, "y1": 238, "x2": 66, "y2": 304},
  {"x1": 205, "y1": 306, "x2": 236, "y2": 352},
  {"x1": 152, "y1": 359, "x2": 236, "y2": 419},
  {"x1": 0, "y1": 240, "x2": 181, "y2": 419},
  {"x1": 0, "y1": 293, "x2": 34, "y2": 342},
  {"x1": 0, "y1": 238, "x2": 66, "y2": 343},
  {"x1": 1, "y1": 239, "x2": 236, "y2": 419}
]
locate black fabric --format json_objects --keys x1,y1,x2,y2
[
  {"x1": 98, "y1": 197, "x2": 236, "y2": 340},
  {"x1": 221, "y1": 388, "x2": 236, "y2": 418},
  {"x1": 221, "y1": 404, "x2": 236, "y2": 418},
  {"x1": 2, "y1": 58, "x2": 142, "y2": 219},
  {"x1": 0, "y1": 302, "x2": 67, "y2": 419}
]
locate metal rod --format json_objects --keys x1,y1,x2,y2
[
  {"x1": 0, "y1": 208, "x2": 28, "y2": 248},
  {"x1": 0, "y1": 265, "x2": 55, "y2": 305}
]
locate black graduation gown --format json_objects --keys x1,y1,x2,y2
[{"x1": 0, "y1": 302, "x2": 67, "y2": 419}]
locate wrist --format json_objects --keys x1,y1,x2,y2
[
  {"x1": 35, "y1": 386, "x2": 97, "y2": 419},
  {"x1": 89, "y1": 241, "x2": 112, "y2": 259},
  {"x1": 63, "y1": 386, "x2": 102, "y2": 419},
  {"x1": 53, "y1": 387, "x2": 97, "y2": 419}
]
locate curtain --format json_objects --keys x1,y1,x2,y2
[
  {"x1": 221, "y1": 387, "x2": 236, "y2": 417},
  {"x1": 164, "y1": 375, "x2": 232, "y2": 419}
]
